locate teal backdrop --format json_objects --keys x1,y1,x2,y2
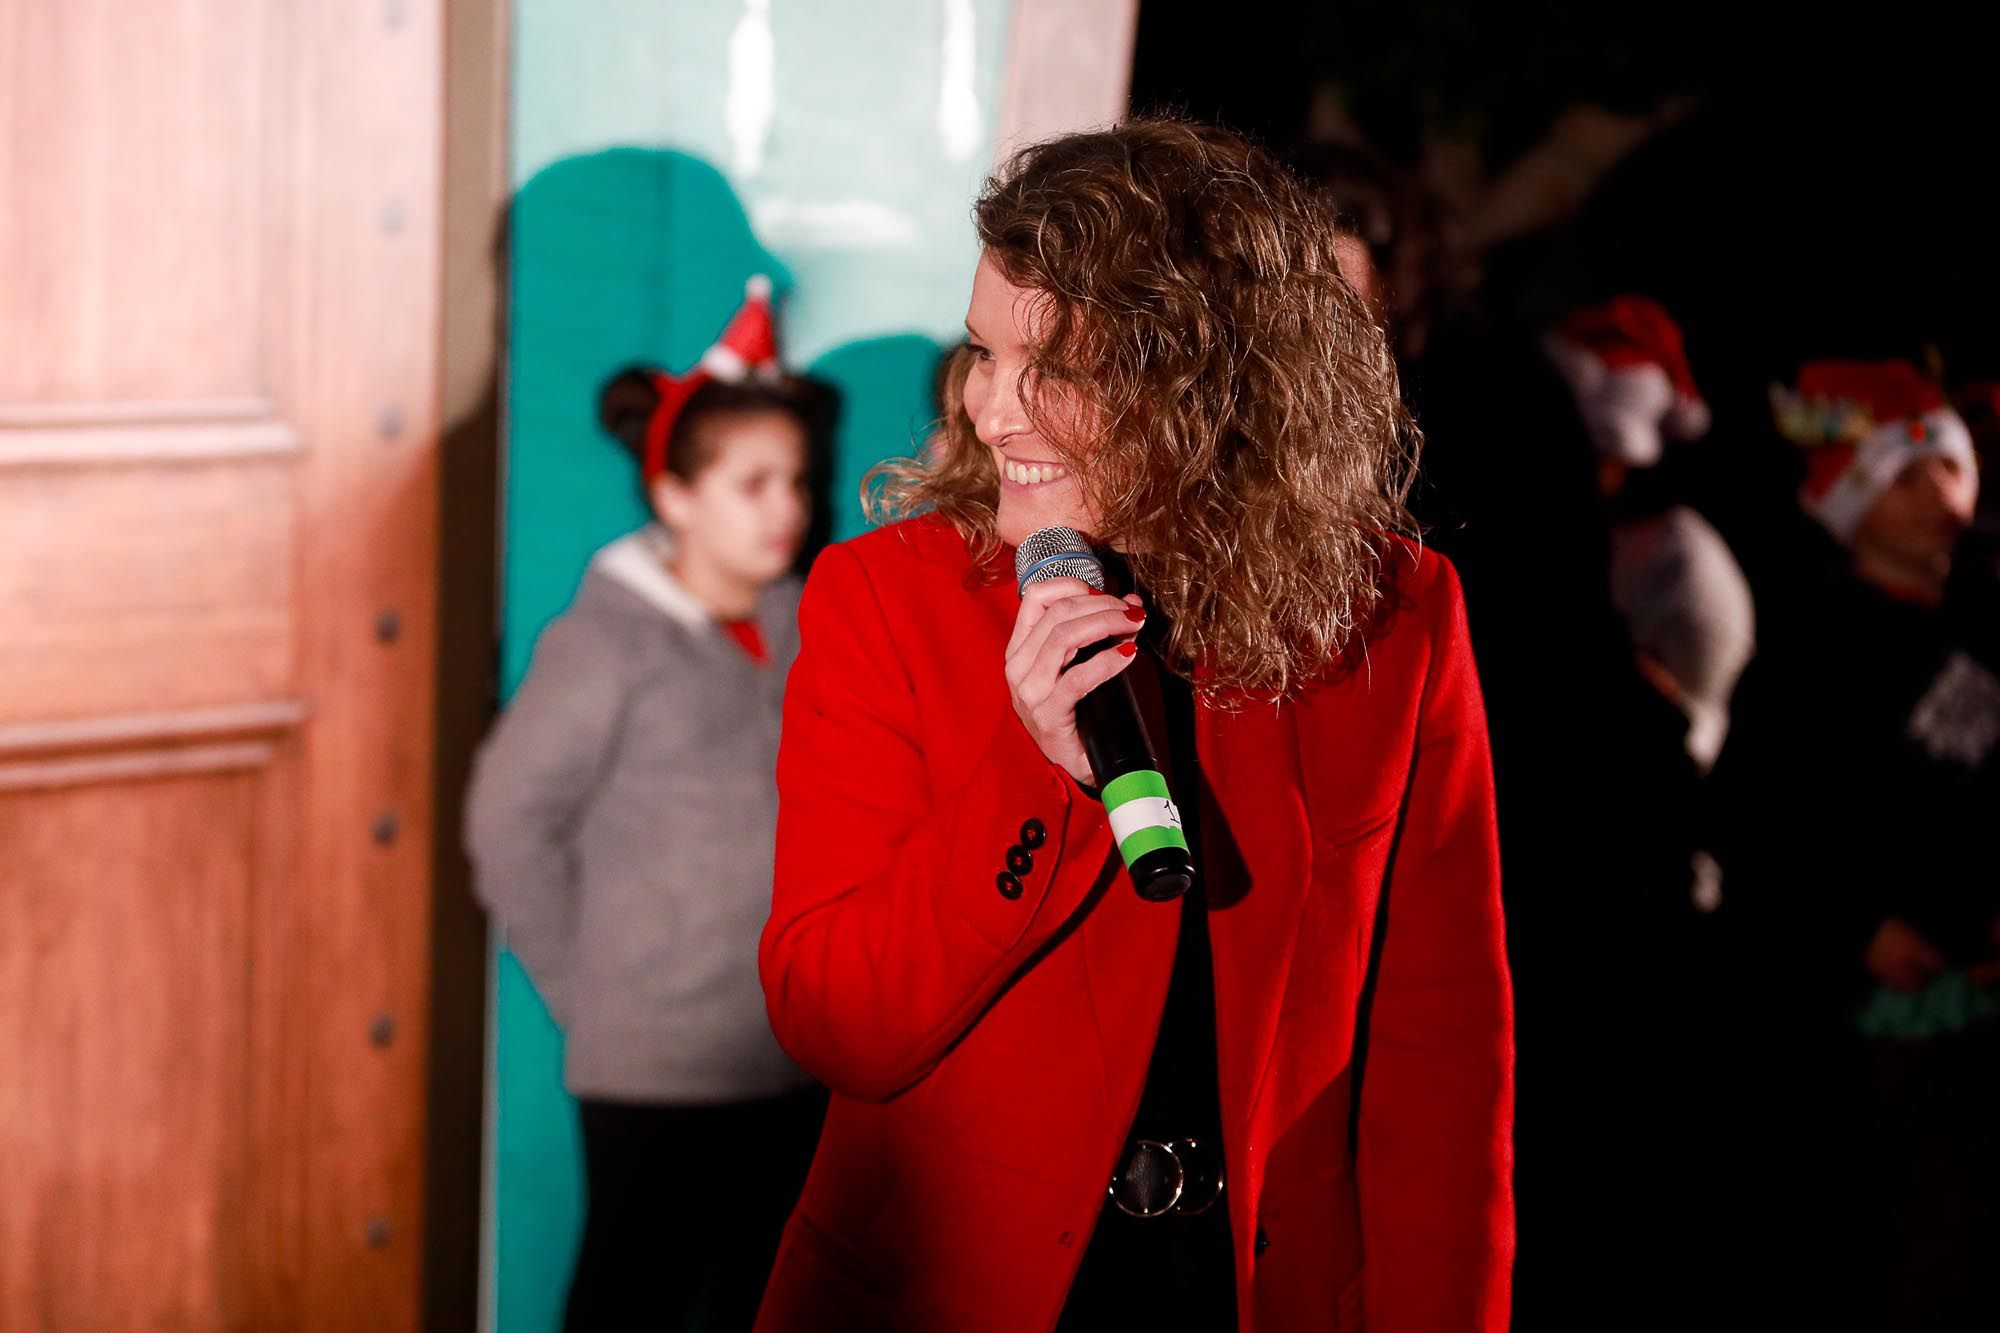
[{"x1": 494, "y1": 4, "x2": 1014, "y2": 1328}]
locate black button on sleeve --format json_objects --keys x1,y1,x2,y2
[
  {"x1": 1018, "y1": 818, "x2": 1046, "y2": 849},
  {"x1": 996, "y1": 871, "x2": 1024, "y2": 900},
  {"x1": 1005, "y1": 845, "x2": 1033, "y2": 875},
  {"x1": 1254, "y1": 1227, "x2": 1270, "y2": 1257}
]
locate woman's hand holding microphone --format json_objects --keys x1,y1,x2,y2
[{"x1": 1003, "y1": 578, "x2": 1145, "y2": 787}]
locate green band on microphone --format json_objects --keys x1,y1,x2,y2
[{"x1": 1102, "y1": 768, "x2": 1188, "y2": 868}]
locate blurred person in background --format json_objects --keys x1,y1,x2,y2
[
  {"x1": 1712, "y1": 358, "x2": 2000, "y2": 1332},
  {"x1": 1543, "y1": 296, "x2": 1753, "y2": 783},
  {"x1": 1950, "y1": 378, "x2": 2000, "y2": 554},
  {"x1": 466, "y1": 281, "x2": 830, "y2": 1331},
  {"x1": 1286, "y1": 138, "x2": 1440, "y2": 360},
  {"x1": 1538, "y1": 295, "x2": 1757, "y2": 1323}
]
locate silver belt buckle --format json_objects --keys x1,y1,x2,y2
[{"x1": 1108, "y1": 1137, "x2": 1224, "y2": 1218}]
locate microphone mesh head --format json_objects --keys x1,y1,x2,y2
[{"x1": 1014, "y1": 526, "x2": 1104, "y2": 594}]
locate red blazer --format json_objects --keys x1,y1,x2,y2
[{"x1": 757, "y1": 516, "x2": 1513, "y2": 1332}]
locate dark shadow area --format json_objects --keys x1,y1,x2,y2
[
  {"x1": 425, "y1": 350, "x2": 499, "y2": 1333},
  {"x1": 1133, "y1": 6, "x2": 2000, "y2": 1330}
]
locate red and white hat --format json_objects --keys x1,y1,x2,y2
[
  {"x1": 642, "y1": 274, "x2": 783, "y2": 481},
  {"x1": 1544, "y1": 296, "x2": 1712, "y2": 465},
  {"x1": 1771, "y1": 359, "x2": 1977, "y2": 543}
]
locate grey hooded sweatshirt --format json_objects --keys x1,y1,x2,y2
[{"x1": 465, "y1": 526, "x2": 810, "y2": 1103}]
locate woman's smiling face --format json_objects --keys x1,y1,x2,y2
[{"x1": 961, "y1": 252, "x2": 1099, "y2": 548}]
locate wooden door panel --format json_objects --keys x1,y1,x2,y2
[
  {"x1": 0, "y1": 769, "x2": 263, "y2": 1332},
  {"x1": 0, "y1": 0, "x2": 267, "y2": 405},
  {"x1": 0, "y1": 454, "x2": 297, "y2": 726}
]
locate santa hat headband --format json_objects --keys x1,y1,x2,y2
[
  {"x1": 1771, "y1": 359, "x2": 1977, "y2": 544},
  {"x1": 1544, "y1": 296, "x2": 1711, "y2": 465},
  {"x1": 641, "y1": 274, "x2": 784, "y2": 482}
]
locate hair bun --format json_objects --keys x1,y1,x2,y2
[{"x1": 597, "y1": 366, "x2": 664, "y2": 458}]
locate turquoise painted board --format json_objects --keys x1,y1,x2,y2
[
  {"x1": 511, "y1": 0, "x2": 1011, "y2": 366},
  {"x1": 497, "y1": 147, "x2": 944, "y2": 1331}
]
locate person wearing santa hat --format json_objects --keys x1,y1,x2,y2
[
  {"x1": 1529, "y1": 295, "x2": 1758, "y2": 1324},
  {"x1": 1710, "y1": 358, "x2": 2000, "y2": 1332},
  {"x1": 466, "y1": 278, "x2": 834, "y2": 1330},
  {"x1": 1544, "y1": 295, "x2": 1755, "y2": 779}
]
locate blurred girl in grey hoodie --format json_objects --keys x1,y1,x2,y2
[{"x1": 467, "y1": 329, "x2": 831, "y2": 1330}]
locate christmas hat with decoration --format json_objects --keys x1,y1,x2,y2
[
  {"x1": 1544, "y1": 296, "x2": 1712, "y2": 465},
  {"x1": 1770, "y1": 359, "x2": 1977, "y2": 544},
  {"x1": 641, "y1": 275, "x2": 782, "y2": 482}
]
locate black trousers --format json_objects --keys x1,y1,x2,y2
[
  {"x1": 564, "y1": 1087, "x2": 826, "y2": 1333},
  {"x1": 1055, "y1": 1194, "x2": 1237, "y2": 1332}
]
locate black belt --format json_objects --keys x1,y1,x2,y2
[{"x1": 1108, "y1": 1137, "x2": 1225, "y2": 1218}]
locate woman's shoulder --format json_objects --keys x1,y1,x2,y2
[
  {"x1": 499, "y1": 576, "x2": 659, "y2": 710},
  {"x1": 1289, "y1": 538, "x2": 1466, "y2": 694},
  {"x1": 1373, "y1": 534, "x2": 1468, "y2": 637},
  {"x1": 759, "y1": 570, "x2": 806, "y2": 613},
  {"x1": 808, "y1": 514, "x2": 994, "y2": 595},
  {"x1": 528, "y1": 571, "x2": 686, "y2": 682}
]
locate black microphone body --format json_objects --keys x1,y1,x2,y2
[{"x1": 1015, "y1": 527, "x2": 1196, "y2": 902}]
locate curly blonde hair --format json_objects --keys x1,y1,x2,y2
[{"x1": 869, "y1": 119, "x2": 1419, "y2": 699}]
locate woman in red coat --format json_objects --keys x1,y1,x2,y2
[{"x1": 757, "y1": 120, "x2": 1513, "y2": 1333}]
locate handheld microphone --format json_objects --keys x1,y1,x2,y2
[{"x1": 1015, "y1": 527, "x2": 1196, "y2": 903}]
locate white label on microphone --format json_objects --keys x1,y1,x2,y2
[{"x1": 1108, "y1": 793, "x2": 1182, "y2": 841}]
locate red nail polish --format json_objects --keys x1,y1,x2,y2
[
  {"x1": 1116, "y1": 641, "x2": 1138, "y2": 657},
  {"x1": 1124, "y1": 605, "x2": 1147, "y2": 622}
]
